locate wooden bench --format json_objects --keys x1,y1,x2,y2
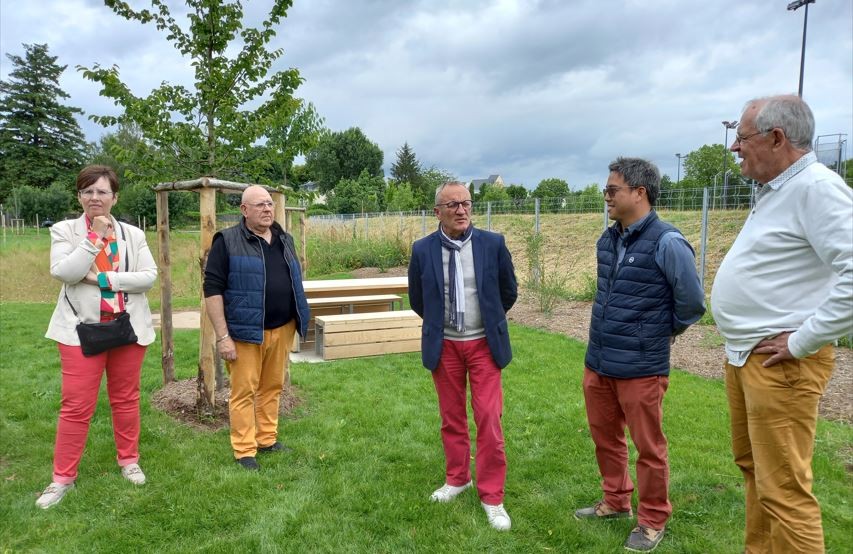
[
  {"x1": 314, "y1": 310, "x2": 422, "y2": 360},
  {"x1": 294, "y1": 294, "x2": 403, "y2": 352}
]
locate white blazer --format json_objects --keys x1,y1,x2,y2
[{"x1": 45, "y1": 215, "x2": 158, "y2": 346}]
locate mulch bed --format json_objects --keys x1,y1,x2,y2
[{"x1": 151, "y1": 378, "x2": 302, "y2": 431}]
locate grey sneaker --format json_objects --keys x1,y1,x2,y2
[
  {"x1": 35, "y1": 482, "x2": 74, "y2": 509},
  {"x1": 624, "y1": 526, "x2": 665, "y2": 552},
  {"x1": 574, "y1": 499, "x2": 633, "y2": 520}
]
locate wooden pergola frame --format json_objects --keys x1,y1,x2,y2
[{"x1": 153, "y1": 177, "x2": 307, "y2": 410}]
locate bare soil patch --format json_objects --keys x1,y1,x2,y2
[{"x1": 151, "y1": 378, "x2": 303, "y2": 431}]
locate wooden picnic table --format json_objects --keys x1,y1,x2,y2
[{"x1": 301, "y1": 276, "x2": 409, "y2": 299}]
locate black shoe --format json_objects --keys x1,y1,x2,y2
[
  {"x1": 235, "y1": 456, "x2": 259, "y2": 470},
  {"x1": 258, "y1": 441, "x2": 291, "y2": 454},
  {"x1": 624, "y1": 526, "x2": 665, "y2": 552}
]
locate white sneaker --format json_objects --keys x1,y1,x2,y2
[
  {"x1": 429, "y1": 481, "x2": 472, "y2": 503},
  {"x1": 121, "y1": 463, "x2": 146, "y2": 485},
  {"x1": 36, "y1": 482, "x2": 74, "y2": 509},
  {"x1": 482, "y1": 502, "x2": 511, "y2": 531}
]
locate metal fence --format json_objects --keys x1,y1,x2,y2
[{"x1": 308, "y1": 185, "x2": 760, "y2": 295}]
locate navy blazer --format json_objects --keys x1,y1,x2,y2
[{"x1": 408, "y1": 227, "x2": 518, "y2": 371}]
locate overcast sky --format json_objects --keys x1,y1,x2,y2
[{"x1": 1, "y1": 0, "x2": 851, "y2": 189}]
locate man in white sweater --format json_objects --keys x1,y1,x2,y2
[{"x1": 711, "y1": 95, "x2": 853, "y2": 553}]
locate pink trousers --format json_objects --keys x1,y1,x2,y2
[
  {"x1": 432, "y1": 338, "x2": 507, "y2": 505},
  {"x1": 52, "y1": 342, "x2": 146, "y2": 484}
]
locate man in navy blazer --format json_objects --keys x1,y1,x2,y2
[{"x1": 408, "y1": 181, "x2": 518, "y2": 531}]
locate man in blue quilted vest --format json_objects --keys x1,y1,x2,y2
[
  {"x1": 575, "y1": 158, "x2": 705, "y2": 552},
  {"x1": 203, "y1": 186, "x2": 309, "y2": 471}
]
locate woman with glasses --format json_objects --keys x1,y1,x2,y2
[{"x1": 36, "y1": 165, "x2": 158, "y2": 509}]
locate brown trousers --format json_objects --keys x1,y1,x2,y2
[{"x1": 725, "y1": 345, "x2": 834, "y2": 553}]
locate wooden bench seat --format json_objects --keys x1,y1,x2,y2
[
  {"x1": 315, "y1": 310, "x2": 422, "y2": 360},
  {"x1": 294, "y1": 294, "x2": 404, "y2": 353}
]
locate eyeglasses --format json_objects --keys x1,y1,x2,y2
[
  {"x1": 435, "y1": 200, "x2": 473, "y2": 211},
  {"x1": 602, "y1": 185, "x2": 637, "y2": 197},
  {"x1": 734, "y1": 130, "x2": 765, "y2": 144},
  {"x1": 246, "y1": 201, "x2": 275, "y2": 209},
  {"x1": 79, "y1": 188, "x2": 115, "y2": 199}
]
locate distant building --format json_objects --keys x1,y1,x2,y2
[
  {"x1": 301, "y1": 181, "x2": 327, "y2": 205},
  {"x1": 470, "y1": 174, "x2": 504, "y2": 193}
]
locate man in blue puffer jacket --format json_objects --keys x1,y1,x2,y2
[
  {"x1": 204, "y1": 186, "x2": 309, "y2": 471},
  {"x1": 574, "y1": 158, "x2": 705, "y2": 553}
]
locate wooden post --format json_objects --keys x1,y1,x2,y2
[
  {"x1": 36, "y1": 214, "x2": 40, "y2": 235},
  {"x1": 272, "y1": 192, "x2": 286, "y2": 229},
  {"x1": 299, "y1": 209, "x2": 307, "y2": 272},
  {"x1": 271, "y1": 192, "x2": 294, "y2": 387},
  {"x1": 197, "y1": 184, "x2": 217, "y2": 412},
  {"x1": 156, "y1": 191, "x2": 175, "y2": 383}
]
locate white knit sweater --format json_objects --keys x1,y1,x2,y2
[{"x1": 711, "y1": 156, "x2": 853, "y2": 361}]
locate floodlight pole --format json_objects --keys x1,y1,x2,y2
[{"x1": 788, "y1": 0, "x2": 816, "y2": 97}]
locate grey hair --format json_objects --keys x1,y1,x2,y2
[
  {"x1": 434, "y1": 181, "x2": 468, "y2": 205},
  {"x1": 746, "y1": 95, "x2": 814, "y2": 151},
  {"x1": 608, "y1": 157, "x2": 661, "y2": 206}
]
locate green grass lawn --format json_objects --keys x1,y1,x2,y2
[{"x1": 1, "y1": 303, "x2": 851, "y2": 553}]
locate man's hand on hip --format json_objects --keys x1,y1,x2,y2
[
  {"x1": 753, "y1": 331, "x2": 794, "y2": 367},
  {"x1": 218, "y1": 337, "x2": 237, "y2": 361}
]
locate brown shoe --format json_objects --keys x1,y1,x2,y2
[
  {"x1": 574, "y1": 499, "x2": 633, "y2": 520},
  {"x1": 624, "y1": 526, "x2": 665, "y2": 552}
]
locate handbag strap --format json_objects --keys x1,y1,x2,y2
[{"x1": 64, "y1": 220, "x2": 131, "y2": 319}]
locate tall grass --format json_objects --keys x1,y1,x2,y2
[{"x1": 1, "y1": 303, "x2": 851, "y2": 552}]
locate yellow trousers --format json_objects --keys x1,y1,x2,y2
[
  {"x1": 227, "y1": 320, "x2": 296, "y2": 458},
  {"x1": 725, "y1": 345, "x2": 834, "y2": 553}
]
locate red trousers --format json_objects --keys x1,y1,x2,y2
[
  {"x1": 432, "y1": 338, "x2": 506, "y2": 505},
  {"x1": 583, "y1": 368, "x2": 671, "y2": 529},
  {"x1": 52, "y1": 342, "x2": 147, "y2": 484}
]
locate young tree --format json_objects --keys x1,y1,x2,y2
[
  {"x1": 390, "y1": 142, "x2": 421, "y2": 186},
  {"x1": 531, "y1": 178, "x2": 570, "y2": 199},
  {"x1": 681, "y1": 144, "x2": 742, "y2": 189},
  {"x1": 267, "y1": 101, "x2": 324, "y2": 189},
  {"x1": 305, "y1": 127, "x2": 384, "y2": 193},
  {"x1": 0, "y1": 43, "x2": 87, "y2": 200},
  {"x1": 505, "y1": 184, "x2": 528, "y2": 200},
  {"x1": 328, "y1": 169, "x2": 385, "y2": 214},
  {"x1": 385, "y1": 181, "x2": 419, "y2": 212},
  {"x1": 78, "y1": 0, "x2": 304, "y2": 182}
]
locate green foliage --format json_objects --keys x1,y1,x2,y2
[
  {"x1": 390, "y1": 142, "x2": 422, "y2": 188},
  {"x1": 306, "y1": 127, "x2": 384, "y2": 194},
  {"x1": 78, "y1": 0, "x2": 304, "y2": 182},
  {"x1": 328, "y1": 169, "x2": 386, "y2": 214},
  {"x1": 385, "y1": 182, "x2": 420, "y2": 212},
  {"x1": 113, "y1": 184, "x2": 197, "y2": 227},
  {"x1": 8, "y1": 183, "x2": 76, "y2": 222},
  {"x1": 419, "y1": 166, "x2": 456, "y2": 208},
  {"x1": 306, "y1": 204, "x2": 332, "y2": 216},
  {"x1": 681, "y1": 144, "x2": 742, "y2": 189},
  {"x1": 266, "y1": 101, "x2": 324, "y2": 188},
  {"x1": 478, "y1": 182, "x2": 510, "y2": 203},
  {"x1": 306, "y1": 235, "x2": 409, "y2": 275},
  {"x1": 532, "y1": 178, "x2": 570, "y2": 199},
  {"x1": 505, "y1": 184, "x2": 529, "y2": 200},
  {"x1": 0, "y1": 43, "x2": 87, "y2": 201}
]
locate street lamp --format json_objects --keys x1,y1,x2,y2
[
  {"x1": 675, "y1": 153, "x2": 685, "y2": 185},
  {"x1": 788, "y1": 0, "x2": 816, "y2": 98},
  {"x1": 721, "y1": 121, "x2": 738, "y2": 209}
]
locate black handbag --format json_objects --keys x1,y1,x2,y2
[{"x1": 63, "y1": 222, "x2": 138, "y2": 357}]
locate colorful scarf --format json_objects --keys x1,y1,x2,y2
[{"x1": 86, "y1": 216, "x2": 124, "y2": 313}]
